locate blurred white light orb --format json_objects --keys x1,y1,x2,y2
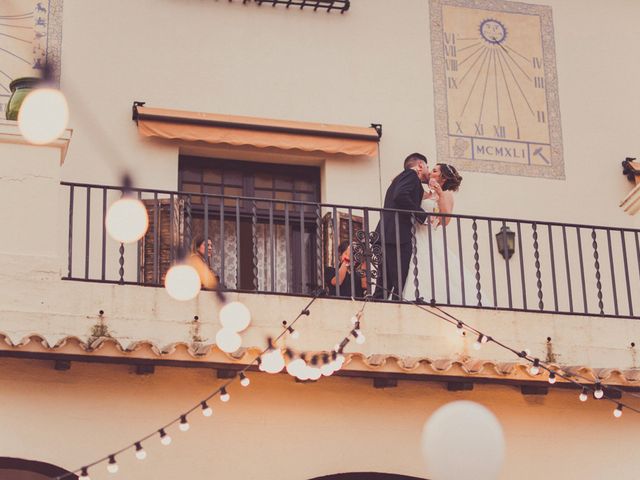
[
  {"x1": 106, "y1": 462, "x2": 118, "y2": 474},
  {"x1": 330, "y1": 355, "x2": 345, "y2": 371},
  {"x1": 215, "y1": 328, "x2": 242, "y2": 353},
  {"x1": 261, "y1": 349, "x2": 285, "y2": 374},
  {"x1": 294, "y1": 367, "x2": 311, "y2": 381},
  {"x1": 355, "y1": 332, "x2": 366, "y2": 345},
  {"x1": 18, "y1": 88, "x2": 69, "y2": 145},
  {"x1": 306, "y1": 366, "x2": 322, "y2": 381},
  {"x1": 219, "y1": 301, "x2": 251, "y2": 332},
  {"x1": 286, "y1": 358, "x2": 305, "y2": 377},
  {"x1": 421, "y1": 400, "x2": 505, "y2": 480},
  {"x1": 320, "y1": 363, "x2": 335, "y2": 376},
  {"x1": 160, "y1": 433, "x2": 172, "y2": 446},
  {"x1": 105, "y1": 197, "x2": 149, "y2": 244},
  {"x1": 164, "y1": 264, "x2": 201, "y2": 301}
]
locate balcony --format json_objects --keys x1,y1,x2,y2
[{"x1": 61, "y1": 181, "x2": 640, "y2": 320}]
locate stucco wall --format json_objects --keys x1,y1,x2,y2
[
  {"x1": 1, "y1": 358, "x2": 639, "y2": 480},
  {"x1": 53, "y1": 0, "x2": 640, "y2": 227}
]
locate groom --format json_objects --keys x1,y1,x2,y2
[{"x1": 373, "y1": 153, "x2": 430, "y2": 300}]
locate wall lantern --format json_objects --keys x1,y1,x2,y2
[{"x1": 495, "y1": 226, "x2": 515, "y2": 260}]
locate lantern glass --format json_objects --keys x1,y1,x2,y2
[{"x1": 495, "y1": 226, "x2": 516, "y2": 260}]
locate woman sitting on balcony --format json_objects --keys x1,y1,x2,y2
[
  {"x1": 188, "y1": 236, "x2": 220, "y2": 290},
  {"x1": 325, "y1": 240, "x2": 367, "y2": 298}
]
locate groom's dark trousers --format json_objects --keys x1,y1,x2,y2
[{"x1": 373, "y1": 169, "x2": 427, "y2": 300}]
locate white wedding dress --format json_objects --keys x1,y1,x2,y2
[{"x1": 402, "y1": 198, "x2": 491, "y2": 306}]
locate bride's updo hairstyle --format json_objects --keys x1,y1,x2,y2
[{"x1": 437, "y1": 163, "x2": 463, "y2": 191}]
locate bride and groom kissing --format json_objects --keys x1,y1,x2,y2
[{"x1": 373, "y1": 152, "x2": 464, "y2": 302}]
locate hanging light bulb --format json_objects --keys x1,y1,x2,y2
[
  {"x1": 473, "y1": 334, "x2": 485, "y2": 350},
  {"x1": 18, "y1": 87, "x2": 69, "y2": 145},
  {"x1": 613, "y1": 404, "x2": 623, "y2": 418},
  {"x1": 261, "y1": 348, "x2": 285, "y2": 374},
  {"x1": 164, "y1": 263, "x2": 201, "y2": 301},
  {"x1": 350, "y1": 315, "x2": 359, "y2": 325},
  {"x1": 219, "y1": 301, "x2": 251, "y2": 332},
  {"x1": 105, "y1": 196, "x2": 149, "y2": 244},
  {"x1": 239, "y1": 372, "x2": 250, "y2": 387},
  {"x1": 286, "y1": 358, "x2": 305, "y2": 377},
  {"x1": 579, "y1": 388, "x2": 588, "y2": 402},
  {"x1": 201, "y1": 401, "x2": 213, "y2": 417},
  {"x1": 456, "y1": 322, "x2": 464, "y2": 336},
  {"x1": 134, "y1": 443, "x2": 147, "y2": 460},
  {"x1": 79, "y1": 468, "x2": 90, "y2": 480},
  {"x1": 219, "y1": 387, "x2": 230, "y2": 402},
  {"x1": 306, "y1": 366, "x2": 322, "y2": 381},
  {"x1": 215, "y1": 328, "x2": 242, "y2": 353},
  {"x1": 288, "y1": 326, "x2": 300, "y2": 340},
  {"x1": 320, "y1": 362, "x2": 335, "y2": 377},
  {"x1": 294, "y1": 364, "x2": 311, "y2": 381},
  {"x1": 353, "y1": 329, "x2": 366, "y2": 345},
  {"x1": 159, "y1": 429, "x2": 172, "y2": 446},
  {"x1": 529, "y1": 359, "x2": 540, "y2": 376},
  {"x1": 330, "y1": 354, "x2": 345, "y2": 371},
  {"x1": 594, "y1": 383, "x2": 604, "y2": 399},
  {"x1": 179, "y1": 415, "x2": 190, "y2": 432},
  {"x1": 107, "y1": 456, "x2": 118, "y2": 474},
  {"x1": 548, "y1": 371, "x2": 556, "y2": 384}
]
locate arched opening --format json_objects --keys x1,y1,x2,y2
[
  {"x1": 310, "y1": 474, "x2": 427, "y2": 480},
  {"x1": 0, "y1": 458, "x2": 76, "y2": 480}
]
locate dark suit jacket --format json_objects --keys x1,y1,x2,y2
[{"x1": 376, "y1": 169, "x2": 427, "y2": 245}]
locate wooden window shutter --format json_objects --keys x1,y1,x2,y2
[{"x1": 139, "y1": 198, "x2": 185, "y2": 284}]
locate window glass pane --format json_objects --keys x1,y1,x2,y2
[
  {"x1": 182, "y1": 168, "x2": 200, "y2": 183},
  {"x1": 224, "y1": 186, "x2": 242, "y2": 198},
  {"x1": 274, "y1": 191, "x2": 293, "y2": 210},
  {"x1": 203, "y1": 169, "x2": 222, "y2": 184},
  {"x1": 299, "y1": 192, "x2": 317, "y2": 212},
  {"x1": 255, "y1": 173, "x2": 273, "y2": 189},
  {"x1": 255, "y1": 189, "x2": 275, "y2": 199},
  {"x1": 182, "y1": 182, "x2": 201, "y2": 193},
  {"x1": 224, "y1": 170, "x2": 243, "y2": 186},
  {"x1": 203, "y1": 184, "x2": 222, "y2": 196},
  {"x1": 294, "y1": 178, "x2": 313, "y2": 191},
  {"x1": 274, "y1": 177, "x2": 293, "y2": 190}
]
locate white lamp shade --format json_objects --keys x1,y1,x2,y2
[
  {"x1": 105, "y1": 197, "x2": 149, "y2": 244},
  {"x1": 421, "y1": 401, "x2": 505, "y2": 480},
  {"x1": 164, "y1": 264, "x2": 201, "y2": 301},
  {"x1": 18, "y1": 88, "x2": 69, "y2": 145},
  {"x1": 215, "y1": 328, "x2": 242, "y2": 353},
  {"x1": 219, "y1": 301, "x2": 251, "y2": 332}
]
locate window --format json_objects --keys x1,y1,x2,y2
[{"x1": 178, "y1": 156, "x2": 322, "y2": 294}]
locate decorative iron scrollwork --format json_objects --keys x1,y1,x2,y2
[{"x1": 351, "y1": 230, "x2": 382, "y2": 279}]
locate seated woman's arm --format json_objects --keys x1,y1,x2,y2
[{"x1": 328, "y1": 260, "x2": 350, "y2": 287}]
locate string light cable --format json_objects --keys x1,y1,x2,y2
[
  {"x1": 51, "y1": 289, "x2": 375, "y2": 480},
  {"x1": 375, "y1": 284, "x2": 640, "y2": 416},
  {"x1": 50, "y1": 289, "x2": 330, "y2": 480}
]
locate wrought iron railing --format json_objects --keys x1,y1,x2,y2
[{"x1": 61, "y1": 182, "x2": 640, "y2": 319}]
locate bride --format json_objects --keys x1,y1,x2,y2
[{"x1": 403, "y1": 163, "x2": 487, "y2": 306}]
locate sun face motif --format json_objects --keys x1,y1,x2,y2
[{"x1": 479, "y1": 18, "x2": 507, "y2": 44}]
